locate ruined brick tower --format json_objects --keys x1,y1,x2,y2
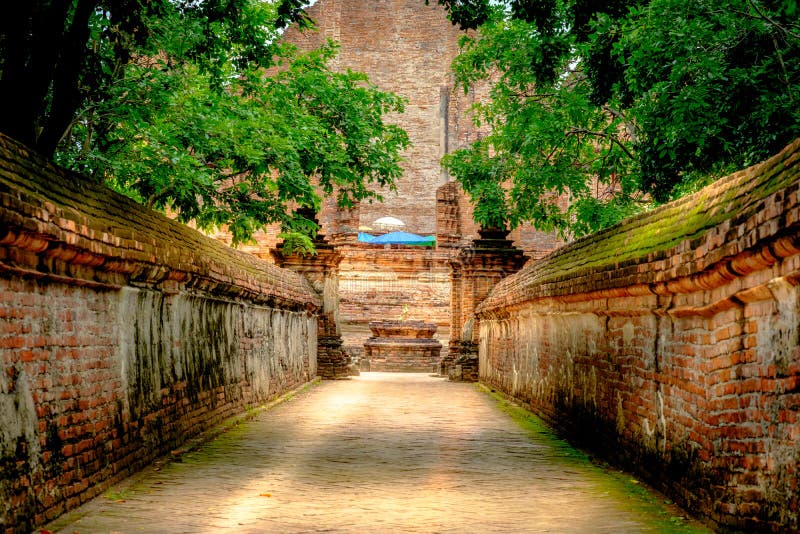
[
  {"x1": 279, "y1": 0, "x2": 486, "y2": 358},
  {"x1": 283, "y1": 0, "x2": 482, "y2": 237},
  {"x1": 278, "y1": 0, "x2": 562, "y2": 361}
]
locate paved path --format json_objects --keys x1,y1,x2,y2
[{"x1": 49, "y1": 373, "x2": 709, "y2": 533}]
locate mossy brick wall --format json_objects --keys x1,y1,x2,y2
[
  {"x1": 477, "y1": 139, "x2": 800, "y2": 532},
  {"x1": 0, "y1": 133, "x2": 321, "y2": 533}
]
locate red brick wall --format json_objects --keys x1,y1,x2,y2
[
  {"x1": 0, "y1": 134, "x2": 321, "y2": 533},
  {"x1": 477, "y1": 138, "x2": 800, "y2": 532},
  {"x1": 336, "y1": 245, "x2": 453, "y2": 358},
  {"x1": 508, "y1": 225, "x2": 565, "y2": 260}
]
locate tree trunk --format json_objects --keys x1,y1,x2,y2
[
  {"x1": 36, "y1": 0, "x2": 94, "y2": 157},
  {"x1": 0, "y1": 0, "x2": 92, "y2": 158}
]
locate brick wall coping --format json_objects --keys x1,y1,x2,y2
[
  {"x1": 0, "y1": 133, "x2": 320, "y2": 310},
  {"x1": 479, "y1": 138, "x2": 800, "y2": 314}
]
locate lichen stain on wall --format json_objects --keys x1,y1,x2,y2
[
  {"x1": 0, "y1": 278, "x2": 319, "y2": 532},
  {"x1": 760, "y1": 278, "x2": 799, "y2": 375},
  {"x1": 0, "y1": 362, "x2": 41, "y2": 526},
  {"x1": 480, "y1": 311, "x2": 605, "y2": 418},
  {"x1": 754, "y1": 278, "x2": 800, "y2": 527},
  {"x1": 116, "y1": 288, "x2": 317, "y2": 423}
]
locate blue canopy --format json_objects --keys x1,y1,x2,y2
[{"x1": 358, "y1": 231, "x2": 436, "y2": 246}]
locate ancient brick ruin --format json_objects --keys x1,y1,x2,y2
[
  {"x1": 272, "y1": 209, "x2": 353, "y2": 379},
  {"x1": 2, "y1": 1, "x2": 800, "y2": 531},
  {"x1": 278, "y1": 0, "x2": 472, "y2": 360},
  {"x1": 265, "y1": 0, "x2": 564, "y2": 363},
  {"x1": 363, "y1": 320, "x2": 442, "y2": 372},
  {"x1": 445, "y1": 227, "x2": 527, "y2": 381}
]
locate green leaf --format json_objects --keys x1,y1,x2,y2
[{"x1": 53, "y1": 7, "x2": 409, "y2": 248}]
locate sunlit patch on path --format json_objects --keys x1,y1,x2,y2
[{"x1": 48, "y1": 373, "x2": 710, "y2": 533}]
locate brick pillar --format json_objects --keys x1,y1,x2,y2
[
  {"x1": 444, "y1": 227, "x2": 526, "y2": 381},
  {"x1": 330, "y1": 203, "x2": 361, "y2": 247},
  {"x1": 435, "y1": 182, "x2": 461, "y2": 247},
  {"x1": 273, "y1": 210, "x2": 354, "y2": 379}
]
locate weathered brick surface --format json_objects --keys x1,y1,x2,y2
[
  {"x1": 0, "y1": 133, "x2": 321, "y2": 533},
  {"x1": 273, "y1": 220, "x2": 354, "y2": 379},
  {"x1": 363, "y1": 320, "x2": 442, "y2": 372},
  {"x1": 336, "y1": 244, "x2": 453, "y2": 360},
  {"x1": 435, "y1": 182, "x2": 466, "y2": 247},
  {"x1": 444, "y1": 229, "x2": 526, "y2": 381},
  {"x1": 282, "y1": 0, "x2": 466, "y2": 236},
  {"x1": 477, "y1": 138, "x2": 800, "y2": 532}
]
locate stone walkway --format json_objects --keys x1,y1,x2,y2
[{"x1": 48, "y1": 373, "x2": 710, "y2": 533}]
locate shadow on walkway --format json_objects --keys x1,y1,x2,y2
[{"x1": 47, "y1": 373, "x2": 711, "y2": 533}]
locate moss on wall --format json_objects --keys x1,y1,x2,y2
[
  {"x1": 0, "y1": 132, "x2": 321, "y2": 532},
  {"x1": 481, "y1": 138, "x2": 800, "y2": 311}
]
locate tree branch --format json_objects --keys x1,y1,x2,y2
[
  {"x1": 601, "y1": 105, "x2": 638, "y2": 143},
  {"x1": 37, "y1": 0, "x2": 96, "y2": 158},
  {"x1": 509, "y1": 91, "x2": 557, "y2": 101},
  {"x1": 565, "y1": 128, "x2": 635, "y2": 160},
  {"x1": 746, "y1": 0, "x2": 800, "y2": 40}
]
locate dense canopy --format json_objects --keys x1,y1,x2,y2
[
  {"x1": 2, "y1": 0, "x2": 798, "y2": 244},
  {"x1": 436, "y1": 0, "x2": 800, "y2": 237},
  {"x1": 0, "y1": 0, "x2": 409, "y2": 249}
]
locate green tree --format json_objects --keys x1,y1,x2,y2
[
  {"x1": 0, "y1": 0, "x2": 311, "y2": 159},
  {"x1": 2, "y1": 1, "x2": 410, "y2": 247},
  {"x1": 614, "y1": 0, "x2": 800, "y2": 200},
  {"x1": 437, "y1": 0, "x2": 800, "y2": 236},
  {"x1": 443, "y1": 4, "x2": 643, "y2": 237}
]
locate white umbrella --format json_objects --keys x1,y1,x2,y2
[{"x1": 373, "y1": 216, "x2": 405, "y2": 230}]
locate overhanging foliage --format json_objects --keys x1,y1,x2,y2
[
  {"x1": 437, "y1": 0, "x2": 800, "y2": 237},
  {"x1": 1, "y1": 1, "x2": 409, "y2": 246}
]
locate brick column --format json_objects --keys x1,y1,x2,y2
[
  {"x1": 330, "y1": 203, "x2": 361, "y2": 247},
  {"x1": 444, "y1": 227, "x2": 526, "y2": 381},
  {"x1": 273, "y1": 210, "x2": 353, "y2": 379}
]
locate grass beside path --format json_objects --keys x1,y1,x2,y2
[{"x1": 479, "y1": 384, "x2": 713, "y2": 534}]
